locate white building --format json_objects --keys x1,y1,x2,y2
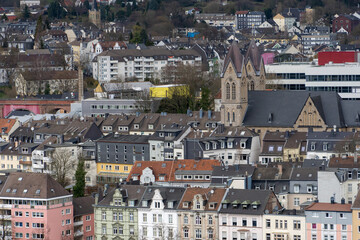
[
  {"x1": 92, "y1": 49, "x2": 202, "y2": 82},
  {"x1": 20, "y1": 0, "x2": 40, "y2": 7},
  {"x1": 138, "y1": 187, "x2": 183, "y2": 239}
]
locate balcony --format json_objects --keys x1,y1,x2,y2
[
  {"x1": 74, "y1": 231, "x2": 83, "y2": 237},
  {"x1": 19, "y1": 161, "x2": 32, "y2": 165},
  {"x1": 73, "y1": 221, "x2": 83, "y2": 227}
]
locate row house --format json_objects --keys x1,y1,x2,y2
[
  {"x1": 138, "y1": 187, "x2": 185, "y2": 239},
  {"x1": 92, "y1": 49, "x2": 202, "y2": 82},
  {"x1": 98, "y1": 111, "x2": 220, "y2": 136},
  {"x1": 253, "y1": 164, "x2": 319, "y2": 210},
  {"x1": 73, "y1": 196, "x2": 95, "y2": 240},
  {"x1": 305, "y1": 202, "x2": 352, "y2": 240},
  {"x1": 95, "y1": 133, "x2": 150, "y2": 184},
  {"x1": 318, "y1": 156, "x2": 360, "y2": 204},
  {"x1": 184, "y1": 126, "x2": 260, "y2": 165},
  {"x1": 219, "y1": 189, "x2": 282, "y2": 240},
  {"x1": 263, "y1": 209, "x2": 306, "y2": 240},
  {"x1": 178, "y1": 187, "x2": 226, "y2": 240},
  {"x1": 306, "y1": 131, "x2": 355, "y2": 160},
  {"x1": 210, "y1": 164, "x2": 255, "y2": 189},
  {"x1": 0, "y1": 143, "x2": 37, "y2": 172},
  {"x1": 149, "y1": 124, "x2": 191, "y2": 161},
  {"x1": 0, "y1": 172, "x2": 74, "y2": 240},
  {"x1": 259, "y1": 131, "x2": 307, "y2": 164},
  {"x1": 126, "y1": 159, "x2": 221, "y2": 187},
  {"x1": 93, "y1": 185, "x2": 147, "y2": 239}
]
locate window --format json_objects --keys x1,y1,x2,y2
[
  {"x1": 15, "y1": 222, "x2": 23, "y2": 227},
  {"x1": 129, "y1": 212, "x2": 134, "y2": 222},
  {"x1": 242, "y1": 218, "x2": 247, "y2": 226},
  {"x1": 293, "y1": 220, "x2": 301, "y2": 230},
  {"x1": 348, "y1": 184, "x2": 352, "y2": 193},
  {"x1": 208, "y1": 215, "x2": 213, "y2": 225},
  {"x1": 184, "y1": 215, "x2": 188, "y2": 224},
  {"x1": 226, "y1": 83, "x2": 230, "y2": 99},
  {"x1": 143, "y1": 213, "x2": 147, "y2": 222},
  {"x1": 252, "y1": 218, "x2": 257, "y2": 227},
  {"x1": 232, "y1": 217, "x2": 237, "y2": 226},
  {"x1": 232, "y1": 83, "x2": 236, "y2": 100},
  {"x1": 342, "y1": 224, "x2": 346, "y2": 231},
  {"x1": 208, "y1": 229, "x2": 214, "y2": 239},
  {"x1": 66, "y1": 219, "x2": 71, "y2": 225},
  {"x1": 86, "y1": 226, "x2": 91, "y2": 232},
  {"x1": 266, "y1": 219, "x2": 271, "y2": 228},
  {"x1": 294, "y1": 185, "x2": 300, "y2": 193},
  {"x1": 184, "y1": 228, "x2": 189, "y2": 238},
  {"x1": 195, "y1": 215, "x2": 202, "y2": 225},
  {"x1": 168, "y1": 214, "x2": 173, "y2": 224},
  {"x1": 294, "y1": 236, "x2": 301, "y2": 240},
  {"x1": 32, "y1": 223, "x2": 44, "y2": 228},
  {"x1": 32, "y1": 234, "x2": 44, "y2": 239},
  {"x1": 196, "y1": 201, "x2": 201, "y2": 209},
  {"x1": 158, "y1": 214, "x2": 162, "y2": 223},
  {"x1": 312, "y1": 223, "x2": 316, "y2": 229},
  {"x1": 195, "y1": 229, "x2": 202, "y2": 239},
  {"x1": 222, "y1": 217, "x2": 227, "y2": 225},
  {"x1": 294, "y1": 198, "x2": 300, "y2": 206},
  {"x1": 340, "y1": 213, "x2": 345, "y2": 219},
  {"x1": 15, "y1": 233, "x2": 23, "y2": 238},
  {"x1": 325, "y1": 212, "x2": 332, "y2": 218},
  {"x1": 102, "y1": 211, "x2": 106, "y2": 220}
]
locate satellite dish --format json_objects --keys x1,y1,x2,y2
[{"x1": 31, "y1": 127, "x2": 34, "y2": 131}]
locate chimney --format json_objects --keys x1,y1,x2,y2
[
  {"x1": 95, "y1": 193, "x2": 99, "y2": 204},
  {"x1": 341, "y1": 198, "x2": 345, "y2": 204},
  {"x1": 78, "y1": 66, "x2": 84, "y2": 101},
  {"x1": 278, "y1": 164, "x2": 283, "y2": 175}
]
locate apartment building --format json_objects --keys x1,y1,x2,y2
[
  {"x1": 305, "y1": 201, "x2": 352, "y2": 240},
  {"x1": 235, "y1": 11, "x2": 266, "y2": 29},
  {"x1": 0, "y1": 172, "x2": 73, "y2": 240},
  {"x1": 92, "y1": 49, "x2": 202, "y2": 82}
]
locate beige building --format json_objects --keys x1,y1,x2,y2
[
  {"x1": 89, "y1": 9, "x2": 101, "y2": 28},
  {"x1": 273, "y1": 14, "x2": 286, "y2": 32},
  {"x1": 177, "y1": 188, "x2": 226, "y2": 240},
  {"x1": 15, "y1": 70, "x2": 78, "y2": 96},
  {"x1": 263, "y1": 210, "x2": 306, "y2": 240}
]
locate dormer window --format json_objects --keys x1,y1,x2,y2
[
  {"x1": 168, "y1": 201, "x2": 174, "y2": 208},
  {"x1": 205, "y1": 143, "x2": 210, "y2": 150},
  {"x1": 209, "y1": 203, "x2": 215, "y2": 209},
  {"x1": 159, "y1": 132, "x2": 164, "y2": 137},
  {"x1": 128, "y1": 200, "x2": 135, "y2": 207},
  {"x1": 148, "y1": 124, "x2": 153, "y2": 130},
  {"x1": 311, "y1": 143, "x2": 316, "y2": 151},
  {"x1": 142, "y1": 201, "x2": 148, "y2": 207},
  {"x1": 154, "y1": 201, "x2": 161, "y2": 208},
  {"x1": 134, "y1": 124, "x2": 139, "y2": 129},
  {"x1": 323, "y1": 143, "x2": 328, "y2": 151},
  {"x1": 196, "y1": 201, "x2": 201, "y2": 209},
  {"x1": 240, "y1": 142, "x2": 246, "y2": 149},
  {"x1": 228, "y1": 141, "x2": 233, "y2": 148},
  {"x1": 221, "y1": 141, "x2": 225, "y2": 149},
  {"x1": 183, "y1": 202, "x2": 189, "y2": 208},
  {"x1": 212, "y1": 142, "x2": 217, "y2": 150}
]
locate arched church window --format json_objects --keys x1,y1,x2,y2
[
  {"x1": 226, "y1": 83, "x2": 230, "y2": 99},
  {"x1": 233, "y1": 111, "x2": 235, "y2": 122},
  {"x1": 227, "y1": 112, "x2": 230, "y2": 122},
  {"x1": 232, "y1": 83, "x2": 236, "y2": 100},
  {"x1": 250, "y1": 81, "x2": 255, "y2": 91}
]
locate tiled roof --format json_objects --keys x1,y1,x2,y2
[
  {"x1": 306, "y1": 202, "x2": 351, "y2": 212},
  {"x1": 127, "y1": 159, "x2": 221, "y2": 182},
  {"x1": 328, "y1": 157, "x2": 360, "y2": 168},
  {"x1": 0, "y1": 172, "x2": 70, "y2": 199},
  {"x1": 178, "y1": 187, "x2": 226, "y2": 211},
  {"x1": 73, "y1": 196, "x2": 95, "y2": 217},
  {"x1": 0, "y1": 118, "x2": 16, "y2": 134}
]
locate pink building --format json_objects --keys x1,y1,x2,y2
[
  {"x1": 0, "y1": 172, "x2": 73, "y2": 239},
  {"x1": 73, "y1": 196, "x2": 94, "y2": 240},
  {"x1": 305, "y1": 202, "x2": 352, "y2": 240}
]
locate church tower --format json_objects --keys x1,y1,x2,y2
[
  {"x1": 220, "y1": 41, "x2": 266, "y2": 126},
  {"x1": 89, "y1": 0, "x2": 101, "y2": 28},
  {"x1": 220, "y1": 43, "x2": 248, "y2": 127}
]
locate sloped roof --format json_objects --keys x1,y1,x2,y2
[
  {"x1": 0, "y1": 172, "x2": 70, "y2": 199},
  {"x1": 178, "y1": 187, "x2": 226, "y2": 211},
  {"x1": 0, "y1": 118, "x2": 16, "y2": 134},
  {"x1": 21, "y1": 71, "x2": 77, "y2": 81},
  {"x1": 73, "y1": 196, "x2": 95, "y2": 217},
  {"x1": 306, "y1": 202, "x2": 351, "y2": 212},
  {"x1": 222, "y1": 42, "x2": 244, "y2": 76},
  {"x1": 243, "y1": 91, "x2": 344, "y2": 127},
  {"x1": 244, "y1": 40, "x2": 262, "y2": 72}
]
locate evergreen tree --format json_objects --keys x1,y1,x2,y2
[
  {"x1": 1, "y1": 14, "x2": 8, "y2": 21},
  {"x1": 84, "y1": 0, "x2": 90, "y2": 9},
  {"x1": 73, "y1": 158, "x2": 86, "y2": 198},
  {"x1": 23, "y1": 5, "x2": 30, "y2": 20}
]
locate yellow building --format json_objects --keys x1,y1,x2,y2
[
  {"x1": 96, "y1": 162, "x2": 133, "y2": 184},
  {"x1": 150, "y1": 84, "x2": 189, "y2": 98},
  {"x1": 0, "y1": 143, "x2": 34, "y2": 171},
  {"x1": 273, "y1": 13, "x2": 286, "y2": 32}
]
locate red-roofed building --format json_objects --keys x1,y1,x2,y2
[
  {"x1": 0, "y1": 118, "x2": 19, "y2": 142},
  {"x1": 305, "y1": 201, "x2": 352, "y2": 240},
  {"x1": 127, "y1": 159, "x2": 221, "y2": 187}
]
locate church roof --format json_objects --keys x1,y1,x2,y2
[
  {"x1": 242, "y1": 91, "x2": 344, "y2": 127},
  {"x1": 222, "y1": 42, "x2": 244, "y2": 77},
  {"x1": 244, "y1": 40, "x2": 263, "y2": 72},
  {"x1": 94, "y1": 83, "x2": 105, "y2": 93}
]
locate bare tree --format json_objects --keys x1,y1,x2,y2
[
  {"x1": 50, "y1": 149, "x2": 75, "y2": 187},
  {"x1": 136, "y1": 89, "x2": 153, "y2": 113},
  {"x1": 0, "y1": 210, "x2": 11, "y2": 240}
]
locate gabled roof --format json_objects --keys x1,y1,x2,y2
[
  {"x1": 306, "y1": 202, "x2": 351, "y2": 212},
  {"x1": 222, "y1": 42, "x2": 244, "y2": 77},
  {"x1": 97, "y1": 185, "x2": 147, "y2": 207},
  {"x1": 0, "y1": 172, "x2": 70, "y2": 199},
  {"x1": 140, "y1": 186, "x2": 186, "y2": 209},
  {"x1": 178, "y1": 187, "x2": 226, "y2": 211},
  {"x1": 243, "y1": 91, "x2": 344, "y2": 127},
  {"x1": 244, "y1": 40, "x2": 263, "y2": 72},
  {"x1": 73, "y1": 196, "x2": 95, "y2": 217},
  {"x1": 0, "y1": 118, "x2": 17, "y2": 134}
]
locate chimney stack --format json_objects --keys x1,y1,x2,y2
[{"x1": 78, "y1": 66, "x2": 84, "y2": 101}]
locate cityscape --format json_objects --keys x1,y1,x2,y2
[{"x1": 0, "y1": 0, "x2": 359, "y2": 239}]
